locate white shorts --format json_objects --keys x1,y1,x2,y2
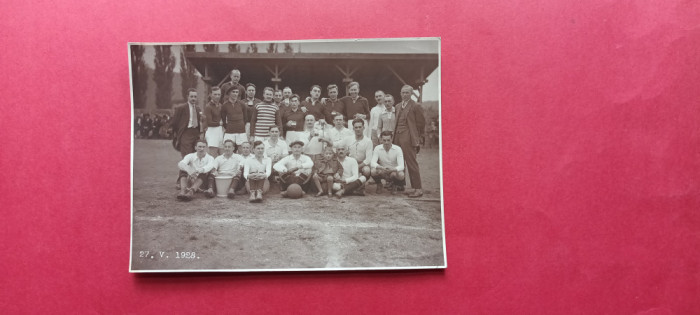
[
  {"x1": 223, "y1": 132, "x2": 247, "y2": 146},
  {"x1": 205, "y1": 126, "x2": 224, "y2": 148}
]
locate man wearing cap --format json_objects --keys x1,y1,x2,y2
[
  {"x1": 394, "y1": 85, "x2": 425, "y2": 198},
  {"x1": 273, "y1": 140, "x2": 314, "y2": 196},
  {"x1": 177, "y1": 139, "x2": 215, "y2": 201},
  {"x1": 371, "y1": 131, "x2": 405, "y2": 194}
]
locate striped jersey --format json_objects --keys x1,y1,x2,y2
[{"x1": 253, "y1": 103, "x2": 279, "y2": 138}]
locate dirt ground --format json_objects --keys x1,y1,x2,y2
[{"x1": 131, "y1": 140, "x2": 444, "y2": 271}]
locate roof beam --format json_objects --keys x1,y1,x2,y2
[{"x1": 386, "y1": 65, "x2": 408, "y2": 86}]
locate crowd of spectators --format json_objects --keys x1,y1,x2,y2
[{"x1": 134, "y1": 113, "x2": 172, "y2": 139}]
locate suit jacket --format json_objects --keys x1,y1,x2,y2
[
  {"x1": 393, "y1": 100, "x2": 425, "y2": 147},
  {"x1": 171, "y1": 103, "x2": 201, "y2": 152}
]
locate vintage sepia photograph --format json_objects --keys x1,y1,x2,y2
[{"x1": 129, "y1": 38, "x2": 444, "y2": 272}]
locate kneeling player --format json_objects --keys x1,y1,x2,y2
[
  {"x1": 371, "y1": 131, "x2": 405, "y2": 194},
  {"x1": 244, "y1": 141, "x2": 272, "y2": 202},
  {"x1": 208, "y1": 139, "x2": 245, "y2": 199},
  {"x1": 273, "y1": 140, "x2": 314, "y2": 197},
  {"x1": 177, "y1": 139, "x2": 215, "y2": 201},
  {"x1": 333, "y1": 145, "x2": 366, "y2": 198}
]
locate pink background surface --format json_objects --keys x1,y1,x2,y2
[{"x1": 2, "y1": 0, "x2": 699, "y2": 313}]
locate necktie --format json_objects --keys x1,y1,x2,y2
[{"x1": 191, "y1": 105, "x2": 198, "y2": 128}]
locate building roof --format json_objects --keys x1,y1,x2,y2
[{"x1": 184, "y1": 51, "x2": 439, "y2": 99}]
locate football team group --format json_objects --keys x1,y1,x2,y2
[{"x1": 168, "y1": 69, "x2": 427, "y2": 202}]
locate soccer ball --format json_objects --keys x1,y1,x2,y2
[{"x1": 286, "y1": 184, "x2": 304, "y2": 199}]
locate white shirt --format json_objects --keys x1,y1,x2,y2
[
  {"x1": 213, "y1": 153, "x2": 244, "y2": 176},
  {"x1": 370, "y1": 144, "x2": 404, "y2": 171},
  {"x1": 244, "y1": 156, "x2": 272, "y2": 179},
  {"x1": 328, "y1": 126, "x2": 353, "y2": 148},
  {"x1": 302, "y1": 122, "x2": 330, "y2": 155},
  {"x1": 239, "y1": 153, "x2": 254, "y2": 161},
  {"x1": 178, "y1": 152, "x2": 215, "y2": 174},
  {"x1": 369, "y1": 104, "x2": 384, "y2": 131},
  {"x1": 338, "y1": 156, "x2": 359, "y2": 184},
  {"x1": 264, "y1": 138, "x2": 289, "y2": 161},
  {"x1": 338, "y1": 135, "x2": 373, "y2": 166},
  {"x1": 273, "y1": 154, "x2": 314, "y2": 176},
  {"x1": 188, "y1": 104, "x2": 198, "y2": 128}
]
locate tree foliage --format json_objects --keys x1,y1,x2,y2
[
  {"x1": 153, "y1": 45, "x2": 176, "y2": 109},
  {"x1": 130, "y1": 45, "x2": 147, "y2": 109},
  {"x1": 180, "y1": 48, "x2": 199, "y2": 100}
]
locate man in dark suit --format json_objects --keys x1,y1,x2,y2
[
  {"x1": 393, "y1": 85, "x2": 425, "y2": 198},
  {"x1": 171, "y1": 88, "x2": 202, "y2": 157}
]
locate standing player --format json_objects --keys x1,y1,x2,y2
[
  {"x1": 220, "y1": 69, "x2": 245, "y2": 101},
  {"x1": 280, "y1": 86, "x2": 293, "y2": 108},
  {"x1": 368, "y1": 90, "x2": 386, "y2": 146},
  {"x1": 301, "y1": 85, "x2": 332, "y2": 124},
  {"x1": 273, "y1": 89, "x2": 283, "y2": 108},
  {"x1": 324, "y1": 84, "x2": 345, "y2": 123},
  {"x1": 281, "y1": 94, "x2": 306, "y2": 141},
  {"x1": 203, "y1": 87, "x2": 223, "y2": 157},
  {"x1": 394, "y1": 85, "x2": 425, "y2": 198},
  {"x1": 243, "y1": 83, "x2": 262, "y2": 135},
  {"x1": 249, "y1": 87, "x2": 283, "y2": 142},
  {"x1": 340, "y1": 82, "x2": 370, "y2": 137},
  {"x1": 221, "y1": 87, "x2": 249, "y2": 146},
  {"x1": 376, "y1": 94, "x2": 397, "y2": 138}
]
